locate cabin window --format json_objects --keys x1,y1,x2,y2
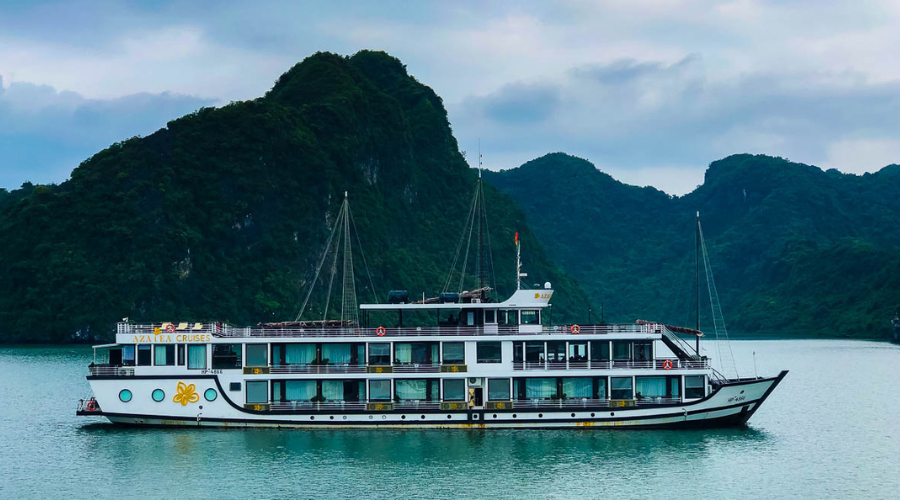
[
  {"x1": 633, "y1": 341, "x2": 652, "y2": 361},
  {"x1": 595, "y1": 377, "x2": 608, "y2": 400},
  {"x1": 685, "y1": 376, "x2": 705, "y2": 399},
  {"x1": 154, "y1": 345, "x2": 175, "y2": 366},
  {"x1": 611, "y1": 377, "x2": 633, "y2": 399},
  {"x1": 177, "y1": 345, "x2": 185, "y2": 366},
  {"x1": 396, "y1": 379, "x2": 439, "y2": 401},
  {"x1": 443, "y1": 379, "x2": 466, "y2": 401},
  {"x1": 520, "y1": 310, "x2": 540, "y2": 325},
  {"x1": 395, "y1": 342, "x2": 438, "y2": 365},
  {"x1": 229, "y1": 382, "x2": 240, "y2": 391},
  {"x1": 137, "y1": 344, "x2": 152, "y2": 366},
  {"x1": 485, "y1": 309, "x2": 496, "y2": 324},
  {"x1": 590, "y1": 341, "x2": 610, "y2": 362},
  {"x1": 211, "y1": 344, "x2": 242, "y2": 369},
  {"x1": 314, "y1": 380, "x2": 364, "y2": 401},
  {"x1": 569, "y1": 342, "x2": 587, "y2": 362},
  {"x1": 246, "y1": 344, "x2": 267, "y2": 367},
  {"x1": 368, "y1": 343, "x2": 391, "y2": 365},
  {"x1": 246, "y1": 381, "x2": 267, "y2": 404},
  {"x1": 547, "y1": 341, "x2": 566, "y2": 363},
  {"x1": 187, "y1": 345, "x2": 207, "y2": 369},
  {"x1": 442, "y1": 342, "x2": 465, "y2": 364},
  {"x1": 635, "y1": 376, "x2": 667, "y2": 399},
  {"x1": 369, "y1": 380, "x2": 392, "y2": 401},
  {"x1": 279, "y1": 380, "x2": 316, "y2": 402},
  {"x1": 524, "y1": 378, "x2": 557, "y2": 399},
  {"x1": 322, "y1": 344, "x2": 353, "y2": 365},
  {"x1": 274, "y1": 343, "x2": 316, "y2": 365},
  {"x1": 526, "y1": 342, "x2": 545, "y2": 363},
  {"x1": 562, "y1": 377, "x2": 593, "y2": 399},
  {"x1": 612, "y1": 341, "x2": 631, "y2": 361},
  {"x1": 122, "y1": 345, "x2": 135, "y2": 366},
  {"x1": 476, "y1": 342, "x2": 502, "y2": 363},
  {"x1": 488, "y1": 378, "x2": 511, "y2": 400},
  {"x1": 498, "y1": 310, "x2": 518, "y2": 325},
  {"x1": 466, "y1": 311, "x2": 475, "y2": 326}
]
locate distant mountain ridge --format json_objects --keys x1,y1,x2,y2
[
  {"x1": 0, "y1": 51, "x2": 587, "y2": 342},
  {"x1": 485, "y1": 153, "x2": 900, "y2": 338}
]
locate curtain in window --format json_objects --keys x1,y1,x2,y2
[
  {"x1": 443, "y1": 379, "x2": 466, "y2": 400},
  {"x1": 395, "y1": 343, "x2": 412, "y2": 363},
  {"x1": 187, "y1": 345, "x2": 206, "y2": 369},
  {"x1": 322, "y1": 380, "x2": 344, "y2": 400},
  {"x1": 562, "y1": 378, "x2": 593, "y2": 398},
  {"x1": 285, "y1": 380, "x2": 317, "y2": 401},
  {"x1": 431, "y1": 344, "x2": 440, "y2": 364},
  {"x1": 155, "y1": 345, "x2": 168, "y2": 365},
  {"x1": 285, "y1": 344, "x2": 316, "y2": 364},
  {"x1": 322, "y1": 344, "x2": 351, "y2": 364},
  {"x1": 636, "y1": 377, "x2": 667, "y2": 398},
  {"x1": 596, "y1": 378, "x2": 607, "y2": 399},
  {"x1": 442, "y1": 343, "x2": 464, "y2": 363},
  {"x1": 395, "y1": 379, "x2": 426, "y2": 400},
  {"x1": 369, "y1": 380, "x2": 391, "y2": 400},
  {"x1": 526, "y1": 378, "x2": 557, "y2": 399}
]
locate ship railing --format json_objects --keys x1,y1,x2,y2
[
  {"x1": 270, "y1": 364, "x2": 367, "y2": 374},
  {"x1": 510, "y1": 397, "x2": 681, "y2": 409},
  {"x1": 513, "y1": 358, "x2": 709, "y2": 371},
  {"x1": 118, "y1": 322, "x2": 221, "y2": 336},
  {"x1": 267, "y1": 400, "x2": 443, "y2": 411},
  {"x1": 211, "y1": 323, "x2": 650, "y2": 338},
  {"x1": 88, "y1": 365, "x2": 135, "y2": 376}
]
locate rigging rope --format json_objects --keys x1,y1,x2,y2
[
  {"x1": 294, "y1": 201, "x2": 343, "y2": 322},
  {"x1": 699, "y1": 221, "x2": 739, "y2": 379},
  {"x1": 348, "y1": 203, "x2": 380, "y2": 304},
  {"x1": 443, "y1": 186, "x2": 479, "y2": 293}
]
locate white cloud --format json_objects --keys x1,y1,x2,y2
[{"x1": 825, "y1": 139, "x2": 900, "y2": 174}]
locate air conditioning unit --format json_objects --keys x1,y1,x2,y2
[
  {"x1": 468, "y1": 377, "x2": 483, "y2": 387},
  {"x1": 472, "y1": 298, "x2": 481, "y2": 303}
]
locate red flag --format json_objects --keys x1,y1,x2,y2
[{"x1": 515, "y1": 232, "x2": 518, "y2": 245}]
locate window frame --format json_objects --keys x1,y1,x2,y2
[{"x1": 476, "y1": 341, "x2": 502, "y2": 363}]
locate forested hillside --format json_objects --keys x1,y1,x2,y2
[
  {"x1": 485, "y1": 153, "x2": 900, "y2": 338},
  {"x1": 0, "y1": 51, "x2": 587, "y2": 342}
]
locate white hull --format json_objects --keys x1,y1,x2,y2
[{"x1": 84, "y1": 371, "x2": 786, "y2": 429}]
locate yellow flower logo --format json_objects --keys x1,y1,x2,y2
[{"x1": 173, "y1": 382, "x2": 200, "y2": 406}]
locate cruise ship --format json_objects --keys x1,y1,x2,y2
[{"x1": 77, "y1": 180, "x2": 786, "y2": 429}]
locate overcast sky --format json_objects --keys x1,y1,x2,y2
[{"x1": 2, "y1": 0, "x2": 899, "y2": 195}]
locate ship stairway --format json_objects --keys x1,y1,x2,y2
[{"x1": 660, "y1": 327, "x2": 701, "y2": 361}]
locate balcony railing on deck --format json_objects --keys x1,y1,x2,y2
[
  {"x1": 88, "y1": 365, "x2": 135, "y2": 376},
  {"x1": 117, "y1": 321, "x2": 652, "y2": 339},
  {"x1": 513, "y1": 358, "x2": 709, "y2": 371},
  {"x1": 266, "y1": 397, "x2": 681, "y2": 412}
]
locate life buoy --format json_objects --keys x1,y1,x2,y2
[
  {"x1": 570, "y1": 324, "x2": 581, "y2": 334},
  {"x1": 663, "y1": 359, "x2": 673, "y2": 370},
  {"x1": 376, "y1": 326, "x2": 386, "y2": 337},
  {"x1": 86, "y1": 399, "x2": 99, "y2": 412},
  {"x1": 165, "y1": 324, "x2": 175, "y2": 333}
]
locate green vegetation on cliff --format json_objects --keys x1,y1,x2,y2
[
  {"x1": 485, "y1": 153, "x2": 900, "y2": 338},
  {"x1": 0, "y1": 51, "x2": 587, "y2": 342}
]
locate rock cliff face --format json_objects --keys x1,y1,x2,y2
[
  {"x1": 486, "y1": 153, "x2": 900, "y2": 338},
  {"x1": 0, "y1": 51, "x2": 586, "y2": 342}
]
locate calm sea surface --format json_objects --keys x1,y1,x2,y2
[{"x1": 1, "y1": 339, "x2": 898, "y2": 500}]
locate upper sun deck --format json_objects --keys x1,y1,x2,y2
[{"x1": 359, "y1": 289, "x2": 553, "y2": 311}]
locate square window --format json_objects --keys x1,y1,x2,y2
[
  {"x1": 443, "y1": 379, "x2": 466, "y2": 401},
  {"x1": 212, "y1": 344, "x2": 242, "y2": 369},
  {"x1": 485, "y1": 310, "x2": 496, "y2": 323},
  {"x1": 246, "y1": 344, "x2": 267, "y2": 367},
  {"x1": 368, "y1": 343, "x2": 390, "y2": 365},
  {"x1": 488, "y1": 378, "x2": 510, "y2": 400},
  {"x1": 369, "y1": 380, "x2": 392, "y2": 401},
  {"x1": 122, "y1": 345, "x2": 135, "y2": 366},
  {"x1": 611, "y1": 377, "x2": 633, "y2": 399},
  {"x1": 520, "y1": 310, "x2": 540, "y2": 325},
  {"x1": 685, "y1": 376, "x2": 705, "y2": 399},
  {"x1": 476, "y1": 342, "x2": 502, "y2": 363},
  {"x1": 229, "y1": 382, "x2": 241, "y2": 391},
  {"x1": 246, "y1": 381, "x2": 267, "y2": 404},
  {"x1": 442, "y1": 342, "x2": 465, "y2": 364}
]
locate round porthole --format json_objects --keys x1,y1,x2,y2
[
  {"x1": 151, "y1": 389, "x2": 165, "y2": 402},
  {"x1": 512, "y1": 414, "x2": 517, "y2": 418},
  {"x1": 591, "y1": 413, "x2": 596, "y2": 417},
  {"x1": 204, "y1": 388, "x2": 217, "y2": 402},
  {"x1": 119, "y1": 389, "x2": 132, "y2": 403},
  {"x1": 401, "y1": 415, "x2": 406, "y2": 419},
  {"x1": 571, "y1": 413, "x2": 576, "y2": 417},
  {"x1": 447, "y1": 415, "x2": 452, "y2": 419},
  {"x1": 538, "y1": 413, "x2": 543, "y2": 418}
]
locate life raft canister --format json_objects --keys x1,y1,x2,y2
[
  {"x1": 570, "y1": 324, "x2": 581, "y2": 334},
  {"x1": 376, "y1": 326, "x2": 386, "y2": 337},
  {"x1": 663, "y1": 359, "x2": 673, "y2": 370}
]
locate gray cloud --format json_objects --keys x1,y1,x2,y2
[
  {"x1": 479, "y1": 83, "x2": 561, "y2": 124},
  {"x1": 0, "y1": 75, "x2": 213, "y2": 188}
]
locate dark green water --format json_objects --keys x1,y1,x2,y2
[{"x1": 2, "y1": 340, "x2": 898, "y2": 499}]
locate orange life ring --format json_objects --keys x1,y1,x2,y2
[
  {"x1": 376, "y1": 326, "x2": 386, "y2": 337},
  {"x1": 663, "y1": 359, "x2": 673, "y2": 370},
  {"x1": 86, "y1": 399, "x2": 99, "y2": 411},
  {"x1": 165, "y1": 324, "x2": 175, "y2": 333},
  {"x1": 570, "y1": 324, "x2": 581, "y2": 334}
]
